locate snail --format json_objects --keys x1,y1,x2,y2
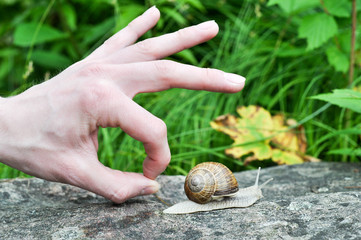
[{"x1": 163, "y1": 162, "x2": 273, "y2": 214}]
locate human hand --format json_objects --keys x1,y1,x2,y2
[{"x1": 0, "y1": 6, "x2": 245, "y2": 203}]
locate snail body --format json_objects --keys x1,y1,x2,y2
[{"x1": 164, "y1": 162, "x2": 273, "y2": 214}]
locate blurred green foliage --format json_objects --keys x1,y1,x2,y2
[{"x1": 0, "y1": 0, "x2": 361, "y2": 178}]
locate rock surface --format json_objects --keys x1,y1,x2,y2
[{"x1": 0, "y1": 162, "x2": 360, "y2": 239}]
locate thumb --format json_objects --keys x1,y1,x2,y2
[{"x1": 76, "y1": 162, "x2": 160, "y2": 203}]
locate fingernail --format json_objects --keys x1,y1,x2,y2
[
  {"x1": 224, "y1": 73, "x2": 246, "y2": 85},
  {"x1": 140, "y1": 181, "x2": 160, "y2": 195},
  {"x1": 197, "y1": 20, "x2": 216, "y2": 30}
]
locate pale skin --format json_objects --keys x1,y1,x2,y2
[{"x1": 0, "y1": 6, "x2": 245, "y2": 203}]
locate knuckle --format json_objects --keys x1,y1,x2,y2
[
  {"x1": 176, "y1": 27, "x2": 191, "y2": 41},
  {"x1": 134, "y1": 39, "x2": 153, "y2": 55},
  {"x1": 202, "y1": 68, "x2": 223, "y2": 89},
  {"x1": 102, "y1": 20, "x2": 140, "y2": 48},
  {"x1": 153, "y1": 60, "x2": 174, "y2": 81},
  {"x1": 78, "y1": 62, "x2": 105, "y2": 78},
  {"x1": 155, "y1": 118, "x2": 168, "y2": 137},
  {"x1": 163, "y1": 151, "x2": 171, "y2": 165},
  {"x1": 175, "y1": 28, "x2": 192, "y2": 50},
  {"x1": 126, "y1": 20, "x2": 141, "y2": 38},
  {"x1": 148, "y1": 117, "x2": 168, "y2": 142},
  {"x1": 107, "y1": 188, "x2": 128, "y2": 204},
  {"x1": 78, "y1": 80, "x2": 112, "y2": 113},
  {"x1": 204, "y1": 67, "x2": 222, "y2": 80}
]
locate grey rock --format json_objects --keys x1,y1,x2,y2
[{"x1": 0, "y1": 162, "x2": 360, "y2": 239}]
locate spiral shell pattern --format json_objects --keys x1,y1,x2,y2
[{"x1": 184, "y1": 162, "x2": 239, "y2": 204}]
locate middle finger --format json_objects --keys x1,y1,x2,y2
[{"x1": 99, "y1": 60, "x2": 246, "y2": 98}]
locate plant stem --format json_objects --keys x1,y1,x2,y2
[
  {"x1": 349, "y1": 0, "x2": 357, "y2": 86},
  {"x1": 343, "y1": 0, "x2": 357, "y2": 162},
  {"x1": 23, "y1": 0, "x2": 56, "y2": 81},
  {"x1": 319, "y1": 0, "x2": 330, "y2": 15}
]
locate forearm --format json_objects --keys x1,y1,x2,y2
[
  {"x1": 0, "y1": 90, "x2": 60, "y2": 178},
  {"x1": 0, "y1": 96, "x2": 7, "y2": 143},
  {"x1": 0, "y1": 95, "x2": 34, "y2": 172},
  {"x1": 0, "y1": 96, "x2": 11, "y2": 166}
]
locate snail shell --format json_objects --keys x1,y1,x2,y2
[
  {"x1": 164, "y1": 163, "x2": 273, "y2": 214},
  {"x1": 184, "y1": 162, "x2": 239, "y2": 204}
]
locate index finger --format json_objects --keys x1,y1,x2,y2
[
  {"x1": 108, "y1": 20, "x2": 219, "y2": 64},
  {"x1": 87, "y1": 6, "x2": 160, "y2": 60}
]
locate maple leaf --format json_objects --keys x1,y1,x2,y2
[
  {"x1": 271, "y1": 114, "x2": 307, "y2": 154},
  {"x1": 211, "y1": 106, "x2": 273, "y2": 160},
  {"x1": 210, "y1": 105, "x2": 316, "y2": 165}
]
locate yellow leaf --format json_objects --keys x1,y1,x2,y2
[
  {"x1": 210, "y1": 114, "x2": 240, "y2": 140},
  {"x1": 210, "y1": 105, "x2": 311, "y2": 165},
  {"x1": 271, "y1": 115, "x2": 307, "y2": 153},
  {"x1": 225, "y1": 140, "x2": 273, "y2": 160},
  {"x1": 210, "y1": 105, "x2": 273, "y2": 163},
  {"x1": 236, "y1": 105, "x2": 274, "y2": 138},
  {"x1": 272, "y1": 149, "x2": 304, "y2": 165}
]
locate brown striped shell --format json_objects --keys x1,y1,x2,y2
[{"x1": 184, "y1": 162, "x2": 239, "y2": 204}]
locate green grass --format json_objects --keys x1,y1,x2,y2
[{"x1": 0, "y1": 0, "x2": 360, "y2": 179}]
